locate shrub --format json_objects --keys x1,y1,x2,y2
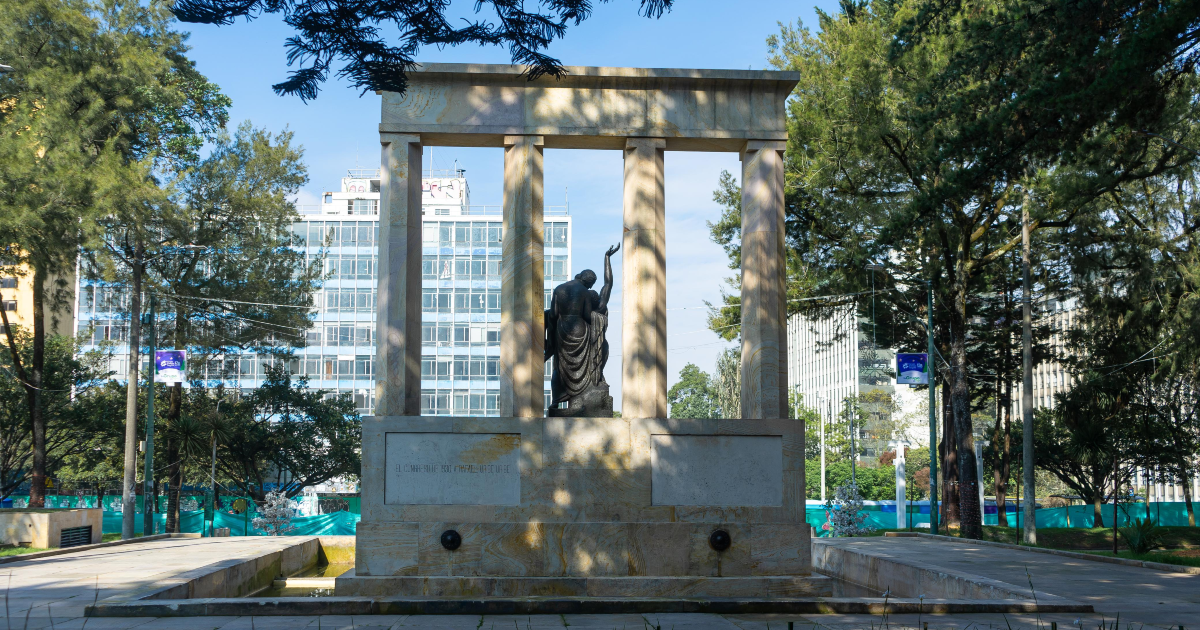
[
  {"x1": 252, "y1": 491, "x2": 297, "y2": 536},
  {"x1": 1119, "y1": 518, "x2": 1163, "y2": 554}
]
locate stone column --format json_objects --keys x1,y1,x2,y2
[
  {"x1": 500, "y1": 135, "x2": 546, "y2": 417},
  {"x1": 375, "y1": 133, "x2": 423, "y2": 416},
  {"x1": 740, "y1": 141, "x2": 788, "y2": 419},
  {"x1": 622, "y1": 138, "x2": 668, "y2": 419}
]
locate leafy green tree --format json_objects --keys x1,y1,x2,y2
[
  {"x1": 668, "y1": 363, "x2": 718, "y2": 419},
  {"x1": 1, "y1": 0, "x2": 228, "y2": 509},
  {"x1": 719, "y1": 0, "x2": 1200, "y2": 539},
  {"x1": 217, "y1": 365, "x2": 360, "y2": 501},
  {"x1": 171, "y1": 0, "x2": 674, "y2": 100},
  {"x1": 137, "y1": 122, "x2": 321, "y2": 531},
  {"x1": 0, "y1": 331, "x2": 114, "y2": 499},
  {"x1": 712, "y1": 347, "x2": 741, "y2": 419}
]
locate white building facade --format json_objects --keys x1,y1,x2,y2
[
  {"x1": 787, "y1": 305, "x2": 898, "y2": 458},
  {"x1": 74, "y1": 168, "x2": 571, "y2": 417}
]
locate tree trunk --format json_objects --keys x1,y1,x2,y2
[
  {"x1": 1092, "y1": 469, "x2": 1105, "y2": 528},
  {"x1": 941, "y1": 384, "x2": 961, "y2": 528},
  {"x1": 28, "y1": 264, "x2": 47, "y2": 508},
  {"x1": 950, "y1": 273, "x2": 983, "y2": 539},
  {"x1": 121, "y1": 263, "x2": 143, "y2": 539},
  {"x1": 994, "y1": 379, "x2": 1011, "y2": 527},
  {"x1": 152, "y1": 475, "x2": 159, "y2": 531}
]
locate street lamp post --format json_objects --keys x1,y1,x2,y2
[
  {"x1": 139, "y1": 244, "x2": 208, "y2": 537},
  {"x1": 927, "y1": 279, "x2": 940, "y2": 535},
  {"x1": 142, "y1": 297, "x2": 156, "y2": 536},
  {"x1": 890, "y1": 439, "x2": 908, "y2": 529}
]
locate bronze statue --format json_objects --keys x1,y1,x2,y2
[{"x1": 544, "y1": 243, "x2": 620, "y2": 417}]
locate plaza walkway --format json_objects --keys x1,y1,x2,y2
[
  {"x1": 809, "y1": 535, "x2": 1200, "y2": 629},
  {"x1": 1, "y1": 535, "x2": 1196, "y2": 629}
]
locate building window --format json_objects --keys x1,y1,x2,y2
[
  {"x1": 546, "y1": 222, "x2": 568, "y2": 246},
  {"x1": 2, "y1": 300, "x2": 15, "y2": 312},
  {"x1": 0, "y1": 278, "x2": 16, "y2": 289}
]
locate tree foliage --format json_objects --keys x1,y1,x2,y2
[
  {"x1": 715, "y1": 0, "x2": 1200, "y2": 538},
  {"x1": 667, "y1": 363, "x2": 718, "y2": 419},
  {"x1": 0, "y1": 332, "x2": 115, "y2": 499},
  {"x1": 171, "y1": 0, "x2": 675, "y2": 100},
  {"x1": 217, "y1": 365, "x2": 361, "y2": 501}
]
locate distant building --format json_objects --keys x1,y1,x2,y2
[
  {"x1": 0, "y1": 259, "x2": 74, "y2": 339},
  {"x1": 787, "y1": 305, "x2": 897, "y2": 460},
  {"x1": 73, "y1": 167, "x2": 572, "y2": 417},
  {"x1": 1012, "y1": 296, "x2": 1079, "y2": 414},
  {"x1": 1010, "y1": 296, "x2": 1198, "y2": 505}
]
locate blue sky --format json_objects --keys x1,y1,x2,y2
[{"x1": 180, "y1": 0, "x2": 838, "y2": 406}]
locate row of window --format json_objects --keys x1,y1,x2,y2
[
  {"x1": 422, "y1": 356, "x2": 499, "y2": 379},
  {"x1": 422, "y1": 288, "x2": 554, "y2": 313},
  {"x1": 318, "y1": 254, "x2": 377, "y2": 280},
  {"x1": 423, "y1": 256, "x2": 501, "y2": 280},
  {"x1": 422, "y1": 288, "x2": 500, "y2": 313},
  {"x1": 321, "y1": 325, "x2": 374, "y2": 347},
  {"x1": 422, "y1": 322, "x2": 499, "y2": 345},
  {"x1": 292, "y1": 222, "x2": 379, "y2": 248},
  {"x1": 79, "y1": 286, "x2": 130, "y2": 313},
  {"x1": 421, "y1": 221, "x2": 570, "y2": 246},
  {"x1": 420, "y1": 255, "x2": 568, "y2": 282},
  {"x1": 324, "y1": 288, "x2": 376, "y2": 313},
  {"x1": 422, "y1": 391, "x2": 500, "y2": 414},
  {"x1": 419, "y1": 391, "x2": 554, "y2": 415}
]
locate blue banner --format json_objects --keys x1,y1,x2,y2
[{"x1": 896, "y1": 353, "x2": 929, "y2": 385}]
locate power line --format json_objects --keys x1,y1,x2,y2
[{"x1": 153, "y1": 292, "x2": 315, "y2": 310}]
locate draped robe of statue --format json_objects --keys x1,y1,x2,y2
[{"x1": 544, "y1": 245, "x2": 619, "y2": 417}]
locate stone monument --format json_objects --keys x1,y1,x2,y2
[
  {"x1": 338, "y1": 64, "x2": 818, "y2": 600},
  {"x1": 545, "y1": 244, "x2": 619, "y2": 417}
]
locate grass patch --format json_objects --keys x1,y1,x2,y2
[
  {"x1": 920, "y1": 524, "x2": 1200, "y2": 552},
  {"x1": 0, "y1": 545, "x2": 49, "y2": 557},
  {"x1": 1078, "y1": 549, "x2": 1200, "y2": 568},
  {"x1": 101, "y1": 532, "x2": 146, "y2": 543}
]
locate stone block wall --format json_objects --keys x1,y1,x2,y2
[
  {"x1": 356, "y1": 416, "x2": 808, "y2": 578},
  {"x1": 0, "y1": 508, "x2": 102, "y2": 548}
]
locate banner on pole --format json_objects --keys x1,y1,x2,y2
[
  {"x1": 896, "y1": 353, "x2": 929, "y2": 385},
  {"x1": 154, "y1": 350, "x2": 186, "y2": 383}
]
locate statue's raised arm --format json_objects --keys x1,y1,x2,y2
[{"x1": 597, "y1": 243, "x2": 619, "y2": 314}]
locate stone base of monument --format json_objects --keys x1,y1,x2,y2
[
  {"x1": 340, "y1": 415, "x2": 809, "y2": 598},
  {"x1": 547, "y1": 384, "x2": 614, "y2": 418}
]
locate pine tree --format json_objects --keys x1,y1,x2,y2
[{"x1": 172, "y1": 0, "x2": 674, "y2": 100}]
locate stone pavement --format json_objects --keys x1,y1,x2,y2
[
  {"x1": 0, "y1": 536, "x2": 301, "y2": 629},
  {"x1": 811, "y1": 536, "x2": 1200, "y2": 629},
  {"x1": 2, "y1": 536, "x2": 1197, "y2": 629}
]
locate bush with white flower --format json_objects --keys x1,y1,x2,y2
[{"x1": 825, "y1": 483, "x2": 875, "y2": 537}]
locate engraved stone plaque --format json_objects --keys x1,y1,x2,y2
[
  {"x1": 385, "y1": 432, "x2": 521, "y2": 505},
  {"x1": 650, "y1": 434, "x2": 783, "y2": 506}
]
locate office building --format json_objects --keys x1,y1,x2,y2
[
  {"x1": 787, "y1": 305, "x2": 897, "y2": 459},
  {"x1": 73, "y1": 167, "x2": 571, "y2": 417}
]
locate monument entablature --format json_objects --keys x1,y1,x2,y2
[{"x1": 379, "y1": 64, "x2": 796, "y2": 151}]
